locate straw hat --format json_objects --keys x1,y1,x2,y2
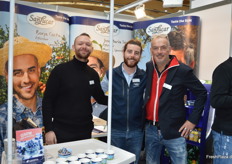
[
  {"x1": 89, "y1": 50, "x2": 115, "y2": 71},
  {"x1": 0, "y1": 36, "x2": 52, "y2": 75}
]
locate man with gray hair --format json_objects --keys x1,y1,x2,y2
[{"x1": 144, "y1": 34, "x2": 207, "y2": 164}]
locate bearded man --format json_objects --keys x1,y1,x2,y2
[
  {"x1": 101, "y1": 39, "x2": 147, "y2": 164},
  {"x1": 43, "y1": 33, "x2": 107, "y2": 144}
]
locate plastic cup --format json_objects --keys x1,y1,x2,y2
[
  {"x1": 106, "y1": 150, "x2": 115, "y2": 160},
  {"x1": 77, "y1": 153, "x2": 86, "y2": 160},
  {"x1": 98, "y1": 154, "x2": 108, "y2": 164},
  {"x1": 91, "y1": 157, "x2": 102, "y2": 164},
  {"x1": 67, "y1": 156, "x2": 78, "y2": 162},
  {"x1": 86, "y1": 153, "x2": 96, "y2": 159},
  {"x1": 79, "y1": 158, "x2": 91, "y2": 164},
  {"x1": 95, "y1": 148, "x2": 104, "y2": 155},
  {"x1": 85, "y1": 149, "x2": 94, "y2": 155}
]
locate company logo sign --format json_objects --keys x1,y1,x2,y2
[
  {"x1": 27, "y1": 12, "x2": 56, "y2": 28},
  {"x1": 95, "y1": 23, "x2": 119, "y2": 36},
  {"x1": 146, "y1": 22, "x2": 171, "y2": 36}
]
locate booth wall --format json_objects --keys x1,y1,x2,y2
[
  {"x1": 191, "y1": 0, "x2": 224, "y2": 8},
  {"x1": 186, "y1": 3, "x2": 231, "y2": 80}
]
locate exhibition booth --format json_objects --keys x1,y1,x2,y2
[{"x1": 0, "y1": 0, "x2": 232, "y2": 163}]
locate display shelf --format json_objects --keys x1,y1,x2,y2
[{"x1": 186, "y1": 84, "x2": 211, "y2": 164}]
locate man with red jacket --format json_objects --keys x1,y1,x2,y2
[{"x1": 144, "y1": 34, "x2": 207, "y2": 164}]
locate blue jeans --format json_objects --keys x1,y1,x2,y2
[
  {"x1": 111, "y1": 129, "x2": 144, "y2": 164},
  {"x1": 212, "y1": 130, "x2": 232, "y2": 164},
  {"x1": 145, "y1": 123, "x2": 187, "y2": 164}
]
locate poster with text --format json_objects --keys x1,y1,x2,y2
[
  {"x1": 70, "y1": 16, "x2": 133, "y2": 68},
  {"x1": 133, "y1": 16, "x2": 200, "y2": 71},
  {"x1": 0, "y1": 1, "x2": 70, "y2": 105}
]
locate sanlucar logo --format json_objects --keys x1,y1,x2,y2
[
  {"x1": 95, "y1": 23, "x2": 119, "y2": 36},
  {"x1": 146, "y1": 22, "x2": 171, "y2": 36},
  {"x1": 27, "y1": 12, "x2": 55, "y2": 28}
]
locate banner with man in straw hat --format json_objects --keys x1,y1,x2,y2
[{"x1": 0, "y1": 36, "x2": 52, "y2": 161}]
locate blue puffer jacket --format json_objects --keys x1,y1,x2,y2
[{"x1": 103, "y1": 63, "x2": 147, "y2": 131}]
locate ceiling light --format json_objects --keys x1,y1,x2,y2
[
  {"x1": 134, "y1": 4, "x2": 146, "y2": 19},
  {"x1": 114, "y1": 0, "x2": 151, "y2": 14},
  {"x1": 163, "y1": 0, "x2": 183, "y2": 8}
]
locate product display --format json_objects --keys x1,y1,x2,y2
[{"x1": 44, "y1": 147, "x2": 116, "y2": 163}]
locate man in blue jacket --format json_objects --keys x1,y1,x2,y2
[
  {"x1": 101, "y1": 39, "x2": 146, "y2": 164},
  {"x1": 144, "y1": 34, "x2": 207, "y2": 164}
]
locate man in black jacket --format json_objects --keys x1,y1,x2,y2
[
  {"x1": 43, "y1": 33, "x2": 107, "y2": 144},
  {"x1": 144, "y1": 34, "x2": 207, "y2": 164},
  {"x1": 211, "y1": 57, "x2": 232, "y2": 164}
]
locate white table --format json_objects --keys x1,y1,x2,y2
[{"x1": 45, "y1": 139, "x2": 136, "y2": 164}]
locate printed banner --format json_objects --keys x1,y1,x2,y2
[
  {"x1": 0, "y1": 1, "x2": 70, "y2": 105},
  {"x1": 133, "y1": 16, "x2": 200, "y2": 70}
]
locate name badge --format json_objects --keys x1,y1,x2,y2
[
  {"x1": 132, "y1": 78, "x2": 140, "y2": 83},
  {"x1": 89, "y1": 80, "x2": 94, "y2": 85},
  {"x1": 163, "y1": 83, "x2": 172, "y2": 90}
]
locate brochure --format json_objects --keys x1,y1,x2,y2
[{"x1": 16, "y1": 128, "x2": 44, "y2": 164}]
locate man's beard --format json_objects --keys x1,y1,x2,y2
[
  {"x1": 75, "y1": 51, "x2": 91, "y2": 60},
  {"x1": 124, "y1": 58, "x2": 139, "y2": 68}
]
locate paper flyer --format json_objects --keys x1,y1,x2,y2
[
  {"x1": 133, "y1": 16, "x2": 200, "y2": 71},
  {"x1": 16, "y1": 128, "x2": 44, "y2": 164}
]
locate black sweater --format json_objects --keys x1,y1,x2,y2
[
  {"x1": 42, "y1": 57, "x2": 107, "y2": 142},
  {"x1": 211, "y1": 57, "x2": 232, "y2": 135}
]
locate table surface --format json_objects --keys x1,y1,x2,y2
[{"x1": 45, "y1": 139, "x2": 136, "y2": 164}]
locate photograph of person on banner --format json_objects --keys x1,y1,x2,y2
[
  {"x1": 88, "y1": 51, "x2": 108, "y2": 120},
  {"x1": 0, "y1": 36, "x2": 52, "y2": 161}
]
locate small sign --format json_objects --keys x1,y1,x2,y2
[{"x1": 16, "y1": 128, "x2": 44, "y2": 164}]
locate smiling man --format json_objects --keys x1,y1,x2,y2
[
  {"x1": 144, "y1": 34, "x2": 207, "y2": 164},
  {"x1": 101, "y1": 39, "x2": 147, "y2": 164},
  {"x1": 42, "y1": 33, "x2": 108, "y2": 144},
  {"x1": 0, "y1": 36, "x2": 52, "y2": 161}
]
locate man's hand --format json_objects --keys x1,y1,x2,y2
[
  {"x1": 45, "y1": 131, "x2": 57, "y2": 145},
  {"x1": 179, "y1": 120, "x2": 196, "y2": 138}
]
